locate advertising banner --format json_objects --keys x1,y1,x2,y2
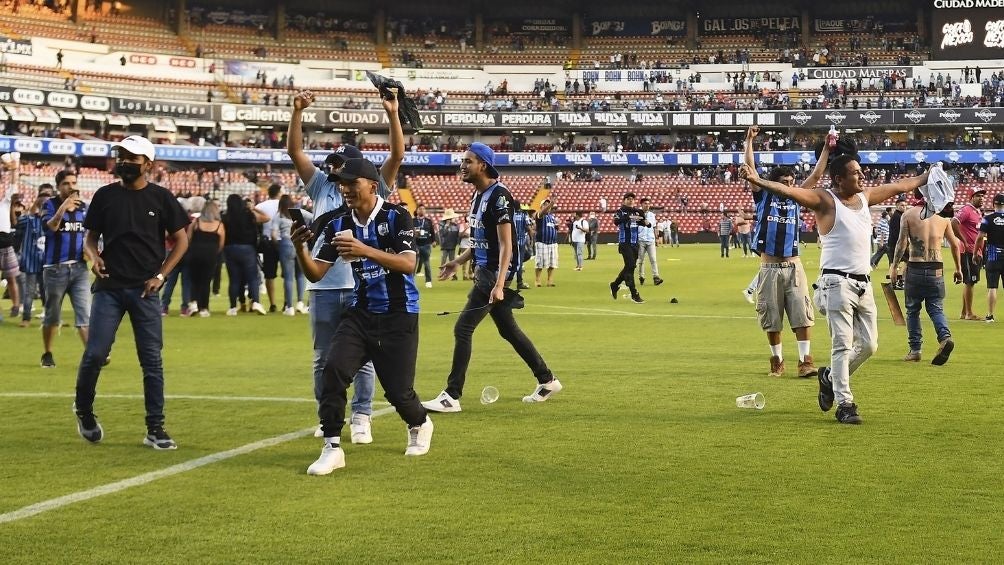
[{"x1": 930, "y1": 1, "x2": 1004, "y2": 60}]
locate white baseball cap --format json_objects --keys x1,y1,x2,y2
[{"x1": 114, "y1": 135, "x2": 156, "y2": 161}]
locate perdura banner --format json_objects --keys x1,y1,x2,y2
[{"x1": 3, "y1": 136, "x2": 1003, "y2": 167}]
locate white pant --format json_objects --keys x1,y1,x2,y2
[
  {"x1": 814, "y1": 275, "x2": 878, "y2": 406},
  {"x1": 636, "y1": 241, "x2": 659, "y2": 278}
]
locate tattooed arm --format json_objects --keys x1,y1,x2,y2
[{"x1": 890, "y1": 210, "x2": 913, "y2": 281}]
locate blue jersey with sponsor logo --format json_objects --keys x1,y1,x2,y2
[
  {"x1": 613, "y1": 206, "x2": 643, "y2": 244},
  {"x1": 980, "y1": 211, "x2": 1004, "y2": 263},
  {"x1": 17, "y1": 213, "x2": 45, "y2": 273},
  {"x1": 316, "y1": 198, "x2": 419, "y2": 314},
  {"x1": 536, "y1": 212, "x2": 559, "y2": 245},
  {"x1": 41, "y1": 196, "x2": 87, "y2": 265},
  {"x1": 752, "y1": 189, "x2": 800, "y2": 257},
  {"x1": 467, "y1": 182, "x2": 517, "y2": 274}
]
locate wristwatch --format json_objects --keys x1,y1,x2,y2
[{"x1": 155, "y1": 273, "x2": 165, "y2": 281}]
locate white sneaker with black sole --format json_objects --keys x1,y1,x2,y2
[
  {"x1": 522, "y1": 378, "x2": 563, "y2": 403},
  {"x1": 404, "y1": 417, "x2": 433, "y2": 456},
  {"x1": 307, "y1": 443, "x2": 345, "y2": 475},
  {"x1": 422, "y1": 390, "x2": 461, "y2": 413},
  {"x1": 349, "y1": 412, "x2": 373, "y2": 444}
]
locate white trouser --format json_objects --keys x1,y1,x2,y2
[
  {"x1": 636, "y1": 241, "x2": 659, "y2": 278},
  {"x1": 815, "y1": 275, "x2": 878, "y2": 406}
]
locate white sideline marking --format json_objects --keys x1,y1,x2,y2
[
  {"x1": 534, "y1": 304, "x2": 757, "y2": 320},
  {"x1": 0, "y1": 405, "x2": 397, "y2": 525},
  {"x1": 0, "y1": 392, "x2": 317, "y2": 403}
]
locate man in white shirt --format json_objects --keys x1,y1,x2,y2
[
  {"x1": 636, "y1": 197, "x2": 663, "y2": 286},
  {"x1": 255, "y1": 183, "x2": 282, "y2": 312},
  {"x1": 741, "y1": 153, "x2": 930, "y2": 425},
  {"x1": 570, "y1": 212, "x2": 588, "y2": 271}
]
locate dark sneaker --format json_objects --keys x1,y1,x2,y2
[
  {"x1": 639, "y1": 276, "x2": 645, "y2": 286},
  {"x1": 72, "y1": 404, "x2": 104, "y2": 443},
  {"x1": 144, "y1": 427, "x2": 178, "y2": 450},
  {"x1": 41, "y1": 352, "x2": 55, "y2": 368},
  {"x1": 630, "y1": 294, "x2": 645, "y2": 304},
  {"x1": 609, "y1": 282, "x2": 619, "y2": 300},
  {"x1": 517, "y1": 283, "x2": 530, "y2": 290},
  {"x1": 986, "y1": 315, "x2": 996, "y2": 323},
  {"x1": 817, "y1": 366, "x2": 835, "y2": 412},
  {"x1": 931, "y1": 338, "x2": 954, "y2": 366},
  {"x1": 653, "y1": 276, "x2": 664, "y2": 286},
  {"x1": 835, "y1": 402, "x2": 862, "y2": 425}
]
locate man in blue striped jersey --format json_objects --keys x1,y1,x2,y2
[
  {"x1": 16, "y1": 185, "x2": 52, "y2": 326},
  {"x1": 293, "y1": 157, "x2": 432, "y2": 475},
  {"x1": 610, "y1": 192, "x2": 647, "y2": 303},
  {"x1": 975, "y1": 193, "x2": 1004, "y2": 323},
  {"x1": 40, "y1": 170, "x2": 92, "y2": 368},
  {"x1": 534, "y1": 198, "x2": 559, "y2": 287},
  {"x1": 743, "y1": 125, "x2": 831, "y2": 378}
]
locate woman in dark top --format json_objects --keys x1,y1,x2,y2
[
  {"x1": 187, "y1": 200, "x2": 225, "y2": 317},
  {"x1": 223, "y1": 194, "x2": 268, "y2": 316}
]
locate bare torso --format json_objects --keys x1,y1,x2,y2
[{"x1": 900, "y1": 207, "x2": 951, "y2": 263}]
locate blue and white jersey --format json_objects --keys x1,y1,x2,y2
[
  {"x1": 316, "y1": 197, "x2": 419, "y2": 314},
  {"x1": 304, "y1": 167, "x2": 391, "y2": 291},
  {"x1": 41, "y1": 196, "x2": 87, "y2": 265},
  {"x1": 536, "y1": 213, "x2": 559, "y2": 245},
  {"x1": 17, "y1": 213, "x2": 46, "y2": 273},
  {"x1": 751, "y1": 190, "x2": 800, "y2": 257},
  {"x1": 980, "y1": 212, "x2": 1004, "y2": 262},
  {"x1": 613, "y1": 206, "x2": 643, "y2": 244},
  {"x1": 468, "y1": 181, "x2": 517, "y2": 274}
]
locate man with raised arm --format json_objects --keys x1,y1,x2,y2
[
  {"x1": 741, "y1": 149, "x2": 930, "y2": 425},
  {"x1": 286, "y1": 88, "x2": 404, "y2": 443},
  {"x1": 740, "y1": 125, "x2": 830, "y2": 378}
]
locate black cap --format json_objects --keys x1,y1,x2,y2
[
  {"x1": 328, "y1": 158, "x2": 381, "y2": 183},
  {"x1": 623, "y1": 192, "x2": 636, "y2": 199},
  {"x1": 325, "y1": 144, "x2": 365, "y2": 169},
  {"x1": 994, "y1": 193, "x2": 1004, "y2": 206}
]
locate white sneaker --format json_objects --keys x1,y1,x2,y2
[
  {"x1": 199, "y1": 310, "x2": 210, "y2": 318},
  {"x1": 295, "y1": 301, "x2": 309, "y2": 314},
  {"x1": 251, "y1": 302, "x2": 267, "y2": 315},
  {"x1": 349, "y1": 412, "x2": 373, "y2": 444},
  {"x1": 188, "y1": 301, "x2": 198, "y2": 315},
  {"x1": 743, "y1": 288, "x2": 755, "y2": 304},
  {"x1": 225, "y1": 308, "x2": 238, "y2": 316},
  {"x1": 283, "y1": 307, "x2": 295, "y2": 316},
  {"x1": 425, "y1": 281, "x2": 432, "y2": 288},
  {"x1": 404, "y1": 417, "x2": 433, "y2": 456},
  {"x1": 307, "y1": 443, "x2": 345, "y2": 475},
  {"x1": 422, "y1": 390, "x2": 461, "y2": 413},
  {"x1": 522, "y1": 378, "x2": 563, "y2": 403},
  {"x1": 313, "y1": 426, "x2": 323, "y2": 438}
]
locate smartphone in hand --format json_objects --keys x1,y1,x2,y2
[{"x1": 289, "y1": 207, "x2": 305, "y2": 226}]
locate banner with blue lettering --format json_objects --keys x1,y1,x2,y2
[{"x1": 2, "y1": 136, "x2": 1001, "y2": 167}]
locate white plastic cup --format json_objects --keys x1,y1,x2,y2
[
  {"x1": 736, "y1": 392, "x2": 765, "y2": 410},
  {"x1": 480, "y1": 386, "x2": 499, "y2": 405}
]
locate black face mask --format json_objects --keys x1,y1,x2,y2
[{"x1": 115, "y1": 162, "x2": 143, "y2": 184}]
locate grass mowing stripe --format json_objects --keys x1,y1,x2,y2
[{"x1": 0, "y1": 405, "x2": 397, "y2": 525}]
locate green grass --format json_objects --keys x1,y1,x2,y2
[{"x1": 2, "y1": 244, "x2": 1003, "y2": 563}]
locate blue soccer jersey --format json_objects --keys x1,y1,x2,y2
[{"x1": 752, "y1": 190, "x2": 800, "y2": 257}]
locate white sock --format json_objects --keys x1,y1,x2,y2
[
  {"x1": 797, "y1": 341, "x2": 811, "y2": 362},
  {"x1": 769, "y1": 344, "x2": 782, "y2": 359},
  {"x1": 325, "y1": 436, "x2": 340, "y2": 448},
  {"x1": 745, "y1": 273, "x2": 758, "y2": 293}
]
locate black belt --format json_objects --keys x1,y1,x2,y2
[{"x1": 822, "y1": 269, "x2": 870, "y2": 282}]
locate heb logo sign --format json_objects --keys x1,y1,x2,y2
[
  {"x1": 80, "y1": 95, "x2": 110, "y2": 112},
  {"x1": 46, "y1": 91, "x2": 78, "y2": 109},
  {"x1": 128, "y1": 54, "x2": 158, "y2": 65},
  {"x1": 169, "y1": 57, "x2": 196, "y2": 68},
  {"x1": 48, "y1": 140, "x2": 76, "y2": 155},
  {"x1": 12, "y1": 88, "x2": 44, "y2": 105}
]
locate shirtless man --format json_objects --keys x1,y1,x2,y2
[
  {"x1": 892, "y1": 197, "x2": 963, "y2": 365},
  {"x1": 740, "y1": 155, "x2": 930, "y2": 424}
]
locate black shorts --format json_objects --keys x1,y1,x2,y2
[
  {"x1": 962, "y1": 252, "x2": 981, "y2": 285},
  {"x1": 260, "y1": 241, "x2": 279, "y2": 279},
  {"x1": 986, "y1": 260, "x2": 1003, "y2": 289}
]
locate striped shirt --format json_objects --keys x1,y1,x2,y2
[
  {"x1": 614, "y1": 206, "x2": 643, "y2": 244},
  {"x1": 718, "y1": 217, "x2": 734, "y2": 236},
  {"x1": 536, "y1": 213, "x2": 559, "y2": 245},
  {"x1": 41, "y1": 196, "x2": 87, "y2": 266},
  {"x1": 874, "y1": 217, "x2": 890, "y2": 244},
  {"x1": 751, "y1": 190, "x2": 800, "y2": 257},
  {"x1": 17, "y1": 213, "x2": 45, "y2": 273},
  {"x1": 316, "y1": 197, "x2": 420, "y2": 314},
  {"x1": 980, "y1": 212, "x2": 1004, "y2": 263},
  {"x1": 513, "y1": 209, "x2": 531, "y2": 263},
  {"x1": 467, "y1": 181, "x2": 516, "y2": 273}
]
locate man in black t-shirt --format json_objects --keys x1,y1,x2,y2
[
  {"x1": 423, "y1": 143, "x2": 561, "y2": 413},
  {"x1": 73, "y1": 136, "x2": 190, "y2": 450}
]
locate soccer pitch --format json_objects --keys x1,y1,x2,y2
[{"x1": 2, "y1": 244, "x2": 1002, "y2": 563}]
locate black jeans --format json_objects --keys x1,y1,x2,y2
[
  {"x1": 319, "y1": 308, "x2": 426, "y2": 437},
  {"x1": 415, "y1": 243, "x2": 433, "y2": 283},
  {"x1": 613, "y1": 242, "x2": 639, "y2": 293},
  {"x1": 446, "y1": 266, "x2": 552, "y2": 399}
]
